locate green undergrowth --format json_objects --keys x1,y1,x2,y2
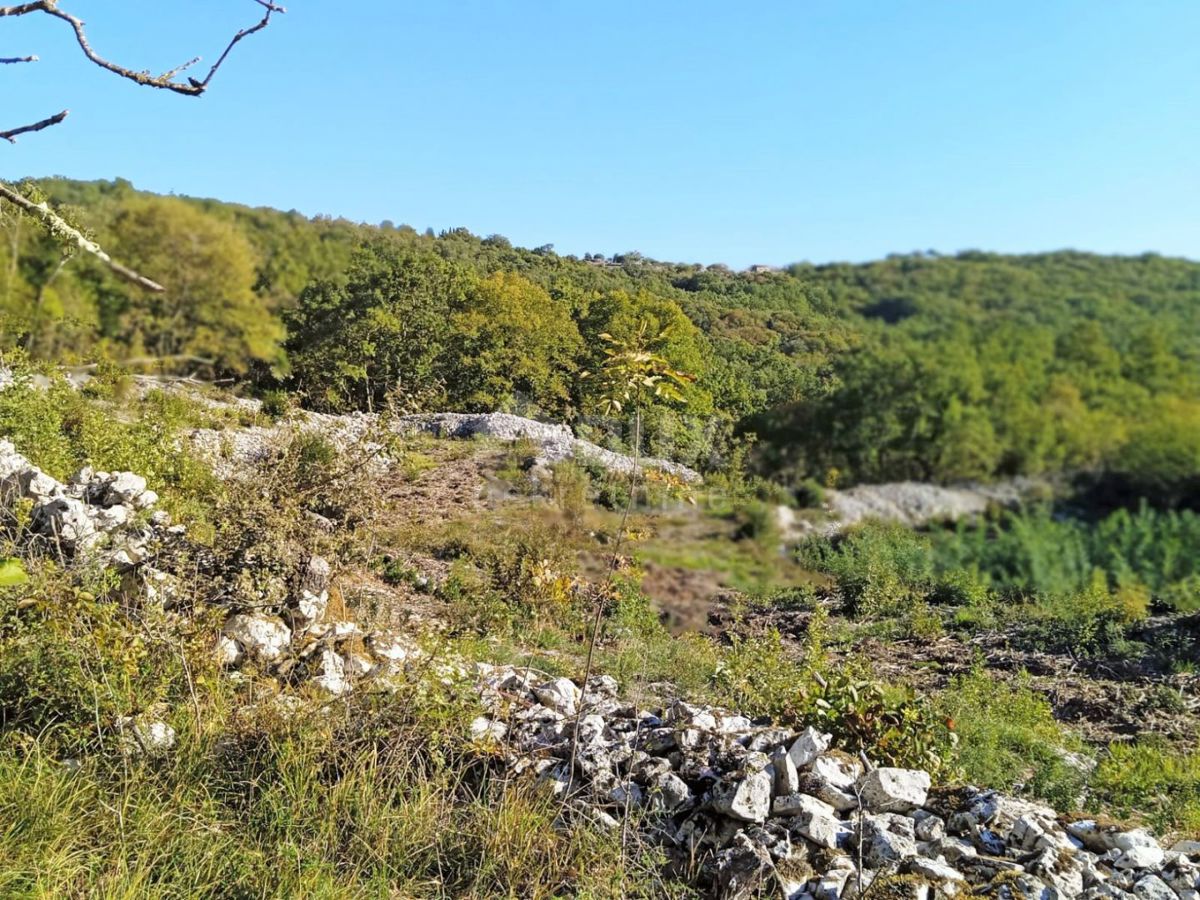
[
  {"x1": 0, "y1": 359, "x2": 225, "y2": 526},
  {"x1": 936, "y1": 668, "x2": 1089, "y2": 810},
  {"x1": 0, "y1": 688, "x2": 681, "y2": 898},
  {"x1": 1090, "y1": 740, "x2": 1200, "y2": 836},
  {"x1": 798, "y1": 517, "x2": 1197, "y2": 661}
]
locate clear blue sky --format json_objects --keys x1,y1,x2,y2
[{"x1": 5, "y1": 1, "x2": 1198, "y2": 268}]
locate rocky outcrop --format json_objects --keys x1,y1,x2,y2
[
  {"x1": 779, "y1": 478, "x2": 1046, "y2": 540},
  {"x1": 393, "y1": 412, "x2": 701, "y2": 482},
  {"x1": 187, "y1": 409, "x2": 700, "y2": 483}
]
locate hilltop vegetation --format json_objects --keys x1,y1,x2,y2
[{"x1": 1, "y1": 177, "x2": 1198, "y2": 501}]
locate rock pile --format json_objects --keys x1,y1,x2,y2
[
  {"x1": 777, "y1": 478, "x2": 1046, "y2": 541},
  {"x1": 0, "y1": 439, "x2": 167, "y2": 563},
  {"x1": 394, "y1": 412, "x2": 701, "y2": 482},
  {"x1": 473, "y1": 663, "x2": 1200, "y2": 900},
  {"x1": 0, "y1": 438, "x2": 423, "y2": 705}
]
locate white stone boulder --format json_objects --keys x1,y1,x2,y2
[
  {"x1": 223, "y1": 613, "x2": 291, "y2": 663},
  {"x1": 858, "y1": 767, "x2": 931, "y2": 813},
  {"x1": 215, "y1": 634, "x2": 243, "y2": 667},
  {"x1": 711, "y1": 769, "x2": 772, "y2": 823},
  {"x1": 31, "y1": 496, "x2": 99, "y2": 552},
  {"x1": 117, "y1": 716, "x2": 177, "y2": 757},
  {"x1": 788, "y1": 727, "x2": 832, "y2": 768},
  {"x1": 311, "y1": 648, "x2": 350, "y2": 696},
  {"x1": 1114, "y1": 831, "x2": 1166, "y2": 871},
  {"x1": 533, "y1": 677, "x2": 581, "y2": 715}
]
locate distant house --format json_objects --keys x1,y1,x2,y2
[{"x1": 746, "y1": 264, "x2": 780, "y2": 274}]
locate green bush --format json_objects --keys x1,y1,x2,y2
[
  {"x1": 798, "y1": 521, "x2": 934, "y2": 617},
  {"x1": 550, "y1": 460, "x2": 591, "y2": 524},
  {"x1": 1018, "y1": 570, "x2": 1146, "y2": 657},
  {"x1": 793, "y1": 478, "x2": 826, "y2": 509},
  {"x1": 711, "y1": 609, "x2": 955, "y2": 773},
  {"x1": 930, "y1": 504, "x2": 1200, "y2": 612},
  {"x1": 732, "y1": 499, "x2": 780, "y2": 547},
  {"x1": 0, "y1": 560, "x2": 221, "y2": 754}
]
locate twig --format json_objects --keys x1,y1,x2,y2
[
  {"x1": 0, "y1": 1, "x2": 284, "y2": 96},
  {"x1": 0, "y1": 182, "x2": 165, "y2": 291},
  {"x1": 565, "y1": 405, "x2": 643, "y2": 799},
  {"x1": 0, "y1": 109, "x2": 67, "y2": 142},
  {"x1": 193, "y1": 2, "x2": 285, "y2": 92}
]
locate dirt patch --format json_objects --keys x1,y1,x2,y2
[
  {"x1": 381, "y1": 443, "x2": 512, "y2": 527},
  {"x1": 712, "y1": 600, "x2": 1200, "y2": 749},
  {"x1": 639, "y1": 562, "x2": 735, "y2": 635}
]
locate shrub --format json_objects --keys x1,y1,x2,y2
[
  {"x1": 0, "y1": 559, "x2": 221, "y2": 754},
  {"x1": 1018, "y1": 569, "x2": 1145, "y2": 657},
  {"x1": 550, "y1": 461, "x2": 591, "y2": 524},
  {"x1": 793, "y1": 478, "x2": 826, "y2": 509},
  {"x1": 732, "y1": 499, "x2": 780, "y2": 547},
  {"x1": 495, "y1": 436, "x2": 539, "y2": 493},
  {"x1": 798, "y1": 521, "x2": 934, "y2": 617},
  {"x1": 711, "y1": 608, "x2": 955, "y2": 773},
  {"x1": 259, "y1": 388, "x2": 292, "y2": 420}
]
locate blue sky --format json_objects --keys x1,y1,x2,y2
[{"x1": 4, "y1": 1, "x2": 1198, "y2": 268}]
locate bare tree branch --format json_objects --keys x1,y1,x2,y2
[
  {"x1": 0, "y1": 183, "x2": 164, "y2": 292},
  {"x1": 0, "y1": 0, "x2": 283, "y2": 95},
  {"x1": 0, "y1": 1, "x2": 284, "y2": 293},
  {"x1": 0, "y1": 108, "x2": 67, "y2": 142},
  {"x1": 192, "y1": 2, "x2": 285, "y2": 92}
]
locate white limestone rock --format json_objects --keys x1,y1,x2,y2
[
  {"x1": 215, "y1": 634, "x2": 243, "y2": 668},
  {"x1": 712, "y1": 769, "x2": 773, "y2": 823},
  {"x1": 223, "y1": 613, "x2": 291, "y2": 663},
  {"x1": 311, "y1": 649, "x2": 350, "y2": 696},
  {"x1": 788, "y1": 727, "x2": 833, "y2": 768},
  {"x1": 1114, "y1": 831, "x2": 1166, "y2": 871},
  {"x1": 1133, "y1": 875, "x2": 1179, "y2": 900},
  {"x1": 533, "y1": 677, "x2": 581, "y2": 715},
  {"x1": 858, "y1": 767, "x2": 931, "y2": 813}
]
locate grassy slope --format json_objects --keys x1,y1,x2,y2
[{"x1": 0, "y1": 373, "x2": 1197, "y2": 897}]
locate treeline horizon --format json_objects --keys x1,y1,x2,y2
[{"x1": 2, "y1": 177, "x2": 1197, "y2": 501}]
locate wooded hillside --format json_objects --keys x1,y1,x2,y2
[{"x1": 3, "y1": 178, "x2": 1197, "y2": 495}]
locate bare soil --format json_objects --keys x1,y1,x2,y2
[{"x1": 710, "y1": 599, "x2": 1200, "y2": 749}]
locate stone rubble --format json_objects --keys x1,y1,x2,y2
[
  {"x1": 1, "y1": 439, "x2": 168, "y2": 563},
  {"x1": 470, "y1": 663, "x2": 1200, "y2": 900},
  {"x1": 0, "y1": 438, "x2": 428, "y2": 707}
]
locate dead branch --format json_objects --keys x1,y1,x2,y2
[
  {"x1": 0, "y1": 0, "x2": 284, "y2": 95},
  {"x1": 0, "y1": 1, "x2": 284, "y2": 292},
  {"x1": 0, "y1": 108, "x2": 67, "y2": 142},
  {"x1": 0, "y1": 183, "x2": 164, "y2": 292}
]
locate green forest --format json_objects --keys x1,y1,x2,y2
[{"x1": 3, "y1": 177, "x2": 1198, "y2": 499}]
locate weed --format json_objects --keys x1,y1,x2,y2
[
  {"x1": 1089, "y1": 739, "x2": 1200, "y2": 835},
  {"x1": 937, "y1": 668, "x2": 1088, "y2": 810}
]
